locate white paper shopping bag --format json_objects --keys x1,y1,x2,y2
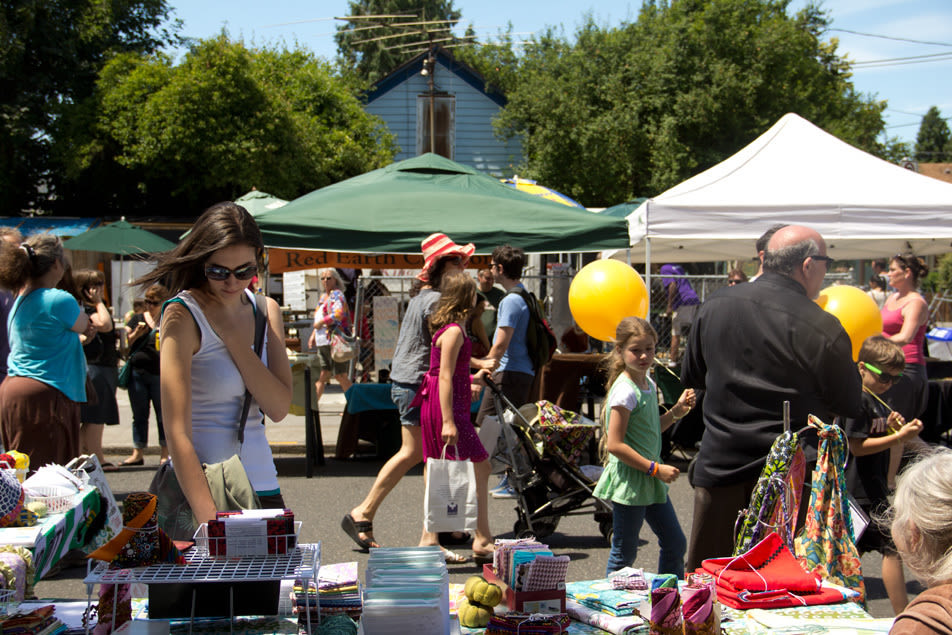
[{"x1": 423, "y1": 445, "x2": 477, "y2": 533}]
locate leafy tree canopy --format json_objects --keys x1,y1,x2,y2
[
  {"x1": 53, "y1": 35, "x2": 397, "y2": 217},
  {"x1": 915, "y1": 106, "x2": 951, "y2": 162},
  {"x1": 0, "y1": 0, "x2": 179, "y2": 216},
  {"x1": 335, "y1": 0, "x2": 463, "y2": 84},
  {"x1": 482, "y1": 0, "x2": 888, "y2": 207}
]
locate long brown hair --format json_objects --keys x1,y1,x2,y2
[
  {"x1": 135, "y1": 201, "x2": 264, "y2": 295},
  {"x1": 429, "y1": 273, "x2": 477, "y2": 335},
  {"x1": 602, "y1": 316, "x2": 658, "y2": 391}
]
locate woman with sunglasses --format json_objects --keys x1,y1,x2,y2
[
  {"x1": 120, "y1": 283, "x2": 169, "y2": 466},
  {"x1": 306, "y1": 268, "x2": 353, "y2": 402},
  {"x1": 136, "y1": 202, "x2": 291, "y2": 528},
  {"x1": 881, "y1": 253, "x2": 931, "y2": 487}
]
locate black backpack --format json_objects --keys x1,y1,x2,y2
[{"x1": 507, "y1": 286, "x2": 557, "y2": 371}]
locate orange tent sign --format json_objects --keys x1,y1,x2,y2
[{"x1": 268, "y1": 248, "x2": 491, "y2": 274}]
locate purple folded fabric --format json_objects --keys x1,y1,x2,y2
[
  {"x1": 649, "y1": 587, "x2": 683, "y2": 635},
  {"x1": 682, "y1": 585, "x2": 718, "y2": 634}
]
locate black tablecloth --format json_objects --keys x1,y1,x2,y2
[{"x1": 921, "y1": 379, "x2": 952, "y2": 443}]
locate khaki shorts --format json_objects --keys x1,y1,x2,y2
[
  {"x1": 671, "y1": 303, "x2": 698, "y2": 336},
  {"x1": 310, "y1": 344, "x2": 350, "y2": 376}
]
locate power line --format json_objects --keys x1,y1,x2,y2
[
  {"x1": 853, "y1": 51, "x2": 952, "y2": 66},
  {"x1": 829, "y1": 28, "x2": 952, "y2": 48}
]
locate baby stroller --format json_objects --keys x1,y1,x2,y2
[{"x1": 483, "y1": 377, "x2": 613, "y2": 543}]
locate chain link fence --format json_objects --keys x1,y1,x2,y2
[{"x1": 345, "y1": 270, "x2": 857, "y2": 382}]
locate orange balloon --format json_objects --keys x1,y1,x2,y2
[
  {"x1": 569, "y1": 260, "x2": 649, "y2": 341},
  {"x1": 815, "y1": 285, "x2": 884, "y2": 361}
]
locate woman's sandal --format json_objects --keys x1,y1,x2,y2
[
  {"x1": 472, "y1": 550, "x2": 495, "y2": 566},
  {"x1": 341, "y1": 514, "x2": 381, "y2": 551},
  {"x1": 440, "y1": 547, "x2": 469, "y2": 564}
]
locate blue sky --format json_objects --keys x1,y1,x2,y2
[{"x1": 168, "y1": 0, "x2": 952, "y2": 147}]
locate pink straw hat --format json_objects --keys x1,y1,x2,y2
[{"x1": 418, "y1": 233, "x2": 475, "y2": 281}]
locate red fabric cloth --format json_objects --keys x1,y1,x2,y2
[
  {"x1": 700, "y1": 532, "x2": 849, "y2": 610},
  {"x1": 702, "y1": 533, "x2": 820, "y2": 594},
  {"x1": 714, "y1": 584, "x2": 848, "y2": 610}
]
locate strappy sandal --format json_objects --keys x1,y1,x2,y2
[
  {"x1": 341, "y1": 514, "x2": 380, "y2": 551},
  {"x1": 440, "y1": 547, "x2": 469, "y2": 564}
]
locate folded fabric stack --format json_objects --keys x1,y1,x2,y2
[
  {"x1": 290, "y1": 578, "x2": 320, "y2": 627},
  {"x1": 681, "y1": 584, "x2": 717, "y2": 635},
  {"x1": 699, "y1": 532, "x2": 849, "y2": 610},
  {"x1": 649, "y1": 575, "x2": 682, "y2": 635},
  {"x1": 0, "y1": 604, "x2": 65, "y2": 634},
  {"x1": 565, "y1": 579, "x2": 647, "y2": 617},
  {"x1": 317, "y1": 561, "x2": 361, "y2": 620},
  {"x1": 565, "y1": 598, "x2": 646, "y2": 635}
]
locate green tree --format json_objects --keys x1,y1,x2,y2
[
  {"x1": 335, "y1": 0, "x2": 462, "y2": 84},
  {"x1": 54, "y1": 35, "x2": 397, "y2": 217},
  {"x1": 0, "y1": 0, "x2": 179, "y2": 216},
  {"x1": 493, "y1": 0, "x2": 887, "y2": 206},
  {"x1": 915, "y1": 106, "x2": 951, "y2": 162}
]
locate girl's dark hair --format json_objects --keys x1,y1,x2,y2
[
  {"x1": 429, "y1": 273, "x2": 477, "y2": 335},
  {"x1": 0, "y1": 233, "x2": 63, "y2": 290},
  {"x1": 74, "y1": 269, "x2": 106, "y2": 304},
  {"x1": 427, "y1": 256, "x2": 457, "y2": 291},
  {"x1": 135, "y1": 201, "x2": 264, "y2": 294},
  {"x1": 892, "y1": 253, "x2": 929, "y2": 283}
]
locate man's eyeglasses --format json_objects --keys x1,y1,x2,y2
[
  {"x1": 811, "y1": 255, "x2": 834, "y2": 266},
  {"x1": 205, "y1": 263, "x2": 258, "y2": 281},
  {"x1": 863, "y1": 362, "x2": 903, "y2": 385},
  {"x1": 727, "y1": 279, "x2": 744, "y2": 285}
]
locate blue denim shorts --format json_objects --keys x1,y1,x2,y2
[{"x1": 390, "y1": 381, "x2": 421, "y2": 426}]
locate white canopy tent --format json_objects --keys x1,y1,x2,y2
[{"x1": 622, "y1": 113, "x2": 952, "y2": 263}]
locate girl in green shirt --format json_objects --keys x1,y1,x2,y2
[{"x1": 593, "y1": 316, "x2": 694, "y2": 576}]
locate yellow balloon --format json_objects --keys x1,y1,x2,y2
[
  {"x1": 569, "y1": 260, "x2": 649, "y2": 341},
  {"x1": 815, "y1": 285, "x2": 883, "y2": 361}
]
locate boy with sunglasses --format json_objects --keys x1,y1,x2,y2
[{"x1": 845, "y1": 335, "x2": 923, "y2": 615}]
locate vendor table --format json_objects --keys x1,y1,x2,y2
[
  {"x1": 289, "y1": 354, "x2": 325, "y2": 475},
  {"x1": 335, "y1": 384, "x2": 401, "y2": 460},
  {"x1": 0, "y1": 486, "x2": 100, "y2": 579},
  {"x1": 530, "y1": 353, "x2": 604, "y2": 418}
]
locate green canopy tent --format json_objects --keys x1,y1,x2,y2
[
  {"x1": 63, "y1": 217, "x2": 176, "y2": 319},
  {"x1": 255, "y1": 154, "x2": 629, "y2": 255},
  {"x1": 235, "y1": 189, "x2": 288, "y2": 216}
]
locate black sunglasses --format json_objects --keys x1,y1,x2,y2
[
  {"x1": 811, "y1": 255, "x2": 834, "y2": 265},
  {"x1": 145, "y1": 299, "x2": 160, "y2": 307},
  {"x1": 727, "y1": 279, "x2": 744, "y2": 285},
  {"x1": 205, "y1": 263, "x2": 258, "y2": 281},
  {"x1": 863, "y1": 362, "x2": 903, "y2": 385}
]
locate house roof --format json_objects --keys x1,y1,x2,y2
[
  {"x1": 919, "y1": 163, "x2": 952, "y2": 185},
  {"x1": 365, "y1": 46, "x2": 507, "y2": 107}
]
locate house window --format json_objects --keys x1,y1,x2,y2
[{"x1": 416, "y1": 94, "x2": 455, "y2": 158}]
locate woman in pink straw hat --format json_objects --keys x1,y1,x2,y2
[{"x1": 342, "y1": 233, "x2": 497, "y2": 563}]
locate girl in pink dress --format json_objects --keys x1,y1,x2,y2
[{"x1": 413, "y1": 273, "x2": 494, "y2": 562}]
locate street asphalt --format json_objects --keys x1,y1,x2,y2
[{"x1": 32, "y1": 384, "x2": 920, "y2": 619}]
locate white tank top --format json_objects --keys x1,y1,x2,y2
[{"x1": 172, "y1": 290, "x2": 279, "y2": 494}]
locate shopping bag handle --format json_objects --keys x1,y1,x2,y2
[{"x1": 439, "y1": 443, "x2": 461, "y2": 461}]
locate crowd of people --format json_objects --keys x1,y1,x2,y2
[{"x1": 0, "y1": 207, "x2": 946, "y2": 631}]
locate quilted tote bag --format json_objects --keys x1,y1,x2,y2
[
  {"x1": 733, "y1": 430, "x2": 806, "y2": 555},
  {"x1": 794, "y1": 415, "x2": 865, "y2": 602}
]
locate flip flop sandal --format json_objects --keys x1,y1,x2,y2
[
  {"x1": 340, "y1": 514, "x2": 380, "y2": 551},
  {"x1": 438, "y1": 531, "x2": 472, "y2": 546},
  {"x1": 440, "y1": 547, "x2": 469, "y2": 564}
]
